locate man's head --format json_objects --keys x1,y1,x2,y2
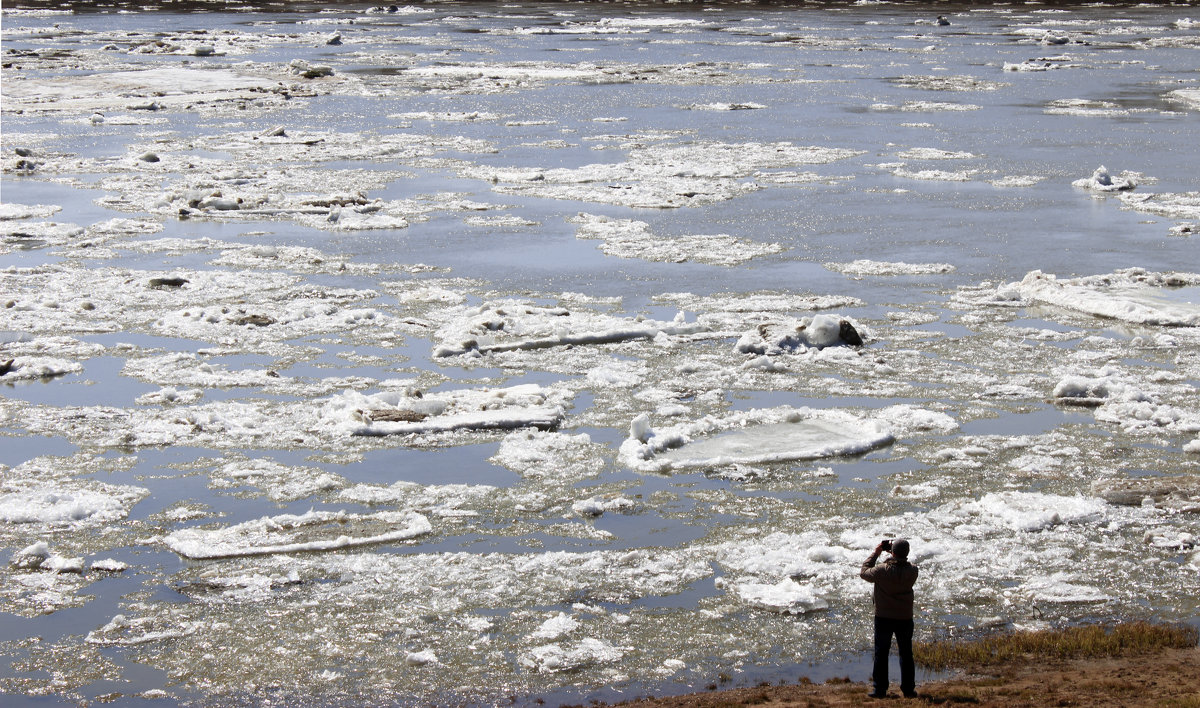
[{"x1": 890, "y1": 538, "x2": 910, "y2": 560}]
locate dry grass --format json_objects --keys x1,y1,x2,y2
[{"x1": 913, "y1": 621, "x2": 1199, "y2": 670}]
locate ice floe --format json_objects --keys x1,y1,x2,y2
[
  {"x1": 2, "y1": 67, "x2": 282, "y2": 114},
  {"x1": 735, "y1": 314, "x2": 867, "y2": 354},
  {"x1": 570, "y1": 213, "x2": 783, "y2": 265},
  {"x1": 462, "y1": 141, "x2": 862, "y2": 209},
  {"x1": 1118, "y1": 192, "x2": 1200, "y2": 221},
  {"x1": 319, "y1": 384, "x2": 572, "y2": 437},
  {"x1": 430, "y1": 301, "x2": 706, "y2": 358},
  {"x1": 522, "y1": 638, "x2": 627, "y2": 673},
  {"x1": 892, "y1": 75, "x2": 1008, "y2": 92},
  {"x1": 0, "y1": 483, "x2": 147, "y2": 529},
  {"x1": 163, "y1": 509, "x2": 432, "y2": 559},
  {"x1": 826, "y1": 260, "x2": 955, "y2": 276},
  {"x1": 86, "y1": 614, "x2": 202, "y2": 646},
  {"x1": 1072, "y1": 165, "x2": 1138, "y2": 192},
  {"x1": 1045, "y1": 98, "x2": 1131, "y2": 117},
  {"x1": 619, "y1": 407, "x2": 897, "y2": 473},
  {"x1": 1008, "y1": 269, "x2": 1200, "y2": 327}
]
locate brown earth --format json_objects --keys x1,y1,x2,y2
[{"x1": 601, "y1": 646, "x2": 1200, "y2": 708}]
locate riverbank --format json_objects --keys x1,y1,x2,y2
[
  {"x1": 603, "y1": 646, "x2": 1199, "y2": 707},
  {"x1": 603, "y1": 624, "x2": 1200, "y2": 707}
]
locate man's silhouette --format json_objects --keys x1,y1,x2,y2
[{"x1": 860, "y1": 538, "x2": 919, "y2": 698}]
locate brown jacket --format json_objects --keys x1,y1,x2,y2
[{"x1": 860, "y1": 556, "x2": 919, "y2": 620}]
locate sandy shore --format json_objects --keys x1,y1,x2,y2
[{"x1": 599, "y1": 645, "x2": 1200, "y2": 707}]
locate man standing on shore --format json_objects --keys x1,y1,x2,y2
[{"x1": 860, "y1": 538, "x2": 919, "y2": 699}]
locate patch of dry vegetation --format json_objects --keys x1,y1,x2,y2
[{"x1": 913, "y1": 621, "x2": 1199, "y2": 670}]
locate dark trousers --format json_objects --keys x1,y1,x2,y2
[{"x1": 872, "y1": 616, "x2": 915, "y2": 695}]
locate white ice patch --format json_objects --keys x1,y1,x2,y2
[
  {"x1": 892, "y1": 167, "x2": 975, "y2": 182},
  {"x1": 163, "y1": 509, "x2": 432, "y2": 559},
  {"x1": 619, "y1": 407, "x2": 894, "y2": 473},
  {"x1": 896, "y1": 147, "x2": 977, "y2": 160},
  {"x1": 431, "y1": 300, "x2": 706, "y2": 358},
  {"x1": 0, "y1": 483, "x2": 147, "y2": 529},
  {"x1": 1045, "y1": 98, "x2": 1131, "y2": 117},
  {"x1": 320, "y1": 384, "x2": 571, "y2": 437},
  {"x1": 0, "y1": 203, "x2": 61, "y2": 220},
  {"x1": 570, "y1": 213, "x2": 783, "y2": 265},
  {"x1": 86, "y1": 614, "x2": 201, "y2": 646},
  {"x1": 892, "y1": 75, "x2": 1008, "y2": 92},
  {"x1": 489, "y1": 430, "x2": 606, "y2": 484},
  {"x1": 954, "y1": 491, "x2": 1106, "y2": 533},
  {"x1": 1072, "y1": 165, "x2": 1137, "y2": 192},
  {"x1": 734, "y1": 314, "x2": 865, "y2": 354},
  {"x1": 681, "y1": 102, "x2": 766, "y2": 111},
  {"x1": 1167, "y1": 88, "x2": 1200, "y2": 110},
  {"x1": 463, "y1": 140, "x2": 863, "y2": 209},
  {"x1": 0, "y1": 355, "x2": 81, "y2": 381},
  {"x1": 729, "y1": 577, "x2": 830, "y2": 614},
  {"x1": 521, "y1": 638, "x2": 626, "y2": 673},
  {"x1": 3, "y1": 67, "x2": 278, "y2": 114},
  {"x1": 990, "y1": 175, "x2": 1046, "y2": 187},
  {"x1": 210, "y1": 458, "x2": 344, "y2": 502},
  {"x1": 531, "y1": 612, "x2": 580, "y2": 640},
  {"x1": 1118, "y1": 192, "x2": 1200, "y2": 221},
  {"x1": 826, "y1": 259, "x2": 955, "y2": 276},
  {"x1": 1011, "y1": 269, "x2": 1200, "y2": 326},
  {"x1": 337, "y1": 481, "x2": 495, "y2": 512}
]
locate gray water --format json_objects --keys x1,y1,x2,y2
[{"x1": 2, "y1": 2, "x2": 1199, "y2": 706}]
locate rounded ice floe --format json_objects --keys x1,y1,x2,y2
[
  {"x1": 162, "y1": 509, "x2": 432, "y2": 559},
  {"x1": 91, "y1": 558, "x2": 129, "y2": 573},
  {"x1": 1072, "y1": 165, "x2": 1137, "y2": 192},
  {"x1": 9, "y1": 541, "x2": 51, "y2": 570},
  {"x1": 1009, "y1": 269, "x2": 1200, "y2": 327},
  {"x1": 404, "y1": 650, "x2": 439, "y2": 666},
  {"x1": 1052, "y1": 374, "x2": 1112, "y2": 405},
  {"x1": 8, "y1": 541, "x2": 83, "y2": 574},
  {"x1": 571, "y1": 496, "x2": 636, "y2": 518},
  {"x1": 618, "y1": 407, "x2": 894, "y2": 473}
]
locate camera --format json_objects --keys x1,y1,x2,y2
[{"x1": 881, "y1": 539, "x2": 892, "y2": 551}]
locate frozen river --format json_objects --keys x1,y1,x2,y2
[{"x1": 1, "y1": 0, "x2": 1199, "y2": 705}]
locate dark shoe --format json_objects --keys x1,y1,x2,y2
[
  {"x1": 867, "y1": 691, "x2": 889, "y2": 698},
  {"x1": 903, "y1": 690, "x2": 919, "y2": 698}
]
